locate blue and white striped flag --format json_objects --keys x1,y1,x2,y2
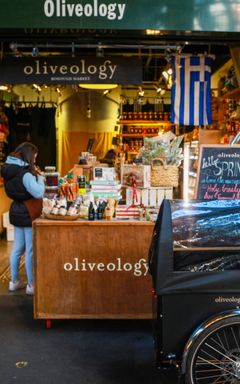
[{"x1": 171, "y1": 55, "x2": 212, "y2": 126}]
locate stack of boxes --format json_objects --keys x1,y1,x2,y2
[
  {"x1": 121, "y1": 164, "x2": 173, "y2": 207},
  {"x1": 3, "y1": 211, "x2": 14, "y2": 241}
]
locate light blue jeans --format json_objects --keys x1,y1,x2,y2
[{"x1": 10, "y1": 226, "x2": 33, "y2": 285}]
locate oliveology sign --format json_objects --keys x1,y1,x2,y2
[
  {"x1": 44, "y1": 0, "x2": 126, "y2": 20},
  {"x1": 0, "y1": 57, "x2": 142, "y2": 85},
  {"x1": 0, "y1": 0, "x2": 239, "y2": 32}
]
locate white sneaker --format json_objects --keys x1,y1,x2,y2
[
  {"x1": 26, "y1": 284, "x2": 34, "y2": 295},
  {"x1": 9, "y1": 280, "x2": 25, "y2": 292}
]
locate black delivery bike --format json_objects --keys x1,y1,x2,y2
[{"x1": 149, "y1": 199, "x2": 240, "y2": 384}]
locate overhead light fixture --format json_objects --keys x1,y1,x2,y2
[
  {"x1": 145, "y1": 29, "x2": 162, "y2": 35},
  {"x1": 79, "y1": 84, "x2": 118, "y2": 90},
  {"x1": 103, "y1": 89, "x2": 110, "y2": 96},
  {"x1": 0, "y1": 85, "x2": 9, "y2": 91},
  {"x1": 96, "y1": 43, "x2": 104, "y2": 58},
  {"x1": 162, "y1": 71, "x2": 169, "y2": 80},
  {"x1": 154, "y1": 85, "x2": 162, "y2": 94},
  {"x1": 33, "y1": 84, "x2": 42, "y2": 93},
  {"x1": 9, "y1": 42, "x2": 22, "y2": 57},
  {"x1": 86, "y1": 92, "x2": 91, "y2": 119},
  {"x1": 138, "y1": 87, "x2": 144, "y2": 97},
  {"x1": 32, "y1": 46, "x2": 39, "y2": 57}
]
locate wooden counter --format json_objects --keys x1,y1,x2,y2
[{"x1": 33, "y1": 219, "x2": 154, "y2": 320}]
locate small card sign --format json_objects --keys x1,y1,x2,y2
[{"x1": 196, "y1": 144, "x2": 240, "y2": 200}]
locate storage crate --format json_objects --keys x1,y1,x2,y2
[{"x1": 6, "y1": 225, "x2": 14, "y2": 241}]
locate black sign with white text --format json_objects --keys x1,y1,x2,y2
[
  {"x1": 196, "y1": 144, "x2": 240, "y2": 200},
  {"x1": 0, "y1": 57, "x2": 142, "y2": 85}
]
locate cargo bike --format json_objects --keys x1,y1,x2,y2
[{"x1": 149, "y1": 199, "x2": 240, "y2": 384}]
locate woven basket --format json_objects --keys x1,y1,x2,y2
[{"x1": 151, "y1": 158, "x2": 179, "y2": 187}]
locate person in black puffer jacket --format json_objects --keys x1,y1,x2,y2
[{"x1": 1, "y1": 142, "x2": 45, "y2": 295}]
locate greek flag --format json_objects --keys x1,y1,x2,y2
[{"x1": 171, "y1": 55, "x2": 212, "y2": 126}]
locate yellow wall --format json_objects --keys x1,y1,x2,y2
[{"x1": 56, "y1": 87, "x2": 120, "y2": 175}]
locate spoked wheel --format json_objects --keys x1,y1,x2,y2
[{"x1": 186, "y1": 316, "x2": 240, "y2": 384}]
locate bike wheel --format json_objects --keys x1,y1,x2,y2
[{"x1": 186, "y1": 316, "x2": 240, "y2": 384}]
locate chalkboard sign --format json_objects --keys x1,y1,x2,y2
[{"x1": 196, "y1": 144, "x2": 240, "y2": 200}]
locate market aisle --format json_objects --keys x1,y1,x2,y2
[{"x1": 0, "y1": 240, "x2": 178, "y2": 384}]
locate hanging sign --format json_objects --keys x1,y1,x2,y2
[
  {"x1": 196, "y1": 144, "x2": 240, "y2": 200},
  {"x1": 0, "y1": 57, "x2": 142, "y2": 85}
]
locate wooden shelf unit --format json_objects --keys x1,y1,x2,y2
[
  {"x1": 220, "y1": 87, "x2": 240, "y2": 100},
  {"x1": 118, "y1": 119, "x2": 173, "y2": 126}
]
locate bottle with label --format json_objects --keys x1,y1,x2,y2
[
  {"x1": 97, "y1": 202, "x2": 106, "y2": 220},
  {"x1": 88, "y1": 202, "x2": 95, "y2": 221},
  {"x1": 78, "y1": 175, "x2": 86, "y2": 195}
]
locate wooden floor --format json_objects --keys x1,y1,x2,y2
[{"x1": 0, "y1": 235, "x2": 26, "y2": 283}]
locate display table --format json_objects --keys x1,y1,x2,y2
[{"x1": 33, "y1": 219, "x2": 154, "y2": 320}]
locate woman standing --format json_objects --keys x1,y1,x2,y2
[{"x1": 1, "y1": 142, "x2": 45, "y2": 295}]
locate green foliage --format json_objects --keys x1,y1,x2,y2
[{"x1": 139, "y1": 136, "x2": 184, "y2": 166}]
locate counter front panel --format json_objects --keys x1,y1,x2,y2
[{"x1": 33, "y1": 220, "x2": 154, "y2": 319}]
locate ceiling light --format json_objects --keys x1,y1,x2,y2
[
  {"x1": 33, "y1": 84, "x2": 42, "y2": 92},
  {"x1": 154, "y1": 85, "x2": 162, "y2": 94},
  {"x1": 32, "y1": 46, "x2": 39, "y2": 57},
  {"x1": 79, "y1": 84, "x2": 118, "y2": 90},
  {"x1": 0, "y1": 85, "x2": 9, "y2": 91},
  {"x1": 96, "y1": 43, "x2": 104, "y2": 58},
  {"x1": 138, "y1": 87, "x2": 144, "y2": 97},
  {"x1": 103, "y1": 89, "x2": 110, "y2": 95},
  {"x1": 162, "y1": 71, "x2": 169, "y2": 80},
  {"x1": 145, "y1": 29, "x2": 162, "y2": 35}
]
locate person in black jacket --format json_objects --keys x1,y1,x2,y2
[{"x1": 1, "y1": 142, "x2": 45, "y2": 295}]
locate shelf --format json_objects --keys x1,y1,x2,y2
[
  {"x1": 220, "y1": 87, "x2": 240, "y2": 100},
  {"x1": 118, "y1": 120, "x2": 173, "y2": 126},
  {"x1": 118, "y1": 133, "x2": 158, "y2": 137}
]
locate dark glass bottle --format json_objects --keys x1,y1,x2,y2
[
  {"x1": 88, "y1": 202, "x2": 95, "y2": 221},
  {"x1": 97, "y1": 203, "x2": 103, "y2": 220}
]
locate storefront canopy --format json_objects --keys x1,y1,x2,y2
[{"x1": 0, "y1": 0, "x2": 240, "y2": 32}]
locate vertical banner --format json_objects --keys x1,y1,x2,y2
[{"x1": 171, "y1": 55, "x2": 212, "y2": 126}]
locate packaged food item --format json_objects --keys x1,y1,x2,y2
[
  {"x1": 45, "y1": 172, "x2": 59, "y2": 187},
  {"x1": 58, "y1": 207, "x2": 67, "y2": 216},
  {"x1": 51, "y1": 206, "x2": 59, "y2": 215}
]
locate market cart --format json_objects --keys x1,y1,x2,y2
[{"x1": 149, "y1": 199, "x2": 240, "y2": 384}]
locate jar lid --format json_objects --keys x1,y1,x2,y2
[
  {"x1": 45, "y1": 186, "x2": 59, "y2": 190},
  {"x1": 45, "y1": 166, "x2": 56, "y2": 172},
  {"x1": 44, "y1": 172, "x2": 59, "y2": 176}
]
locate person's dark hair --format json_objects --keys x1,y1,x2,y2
[{"x1": 11, "y1": 142, "x2": 38, "y2": 174}]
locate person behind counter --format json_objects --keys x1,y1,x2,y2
[{"x1": 1, "y1": 142, "x2": 45, "y2": 295}]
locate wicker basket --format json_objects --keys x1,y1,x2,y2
[{"x1": 151, "y1": 158, "x2": 179, "y2": 187}]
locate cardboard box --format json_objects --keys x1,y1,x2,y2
[
  {"x1": 116, "y1": 206, "x2": 140, "y2": 220},
  {"x1": 126, "y1": 188, "x2": 141, "y2": 206},
  {"x1": 122, "y1": 164, "x2": 151, "y2": 188},
  {"x1": 3, "y1": 211, "x2": 9, "y2": 228},
  {"x1": 72, "y1": 165, "x2": 83, "y2": 182},
  {"x1": 93, "y1": 167, "x2": 115, "y2": 181},
  {"x1": 149, "y1": 189, "x2": 157, "y2": 206},
  {"x1": 157, "y1": 187, "x2": 173, "y2": 206},
  {"x1": 6, "y1": 225, "x2": 14, "y2": 241}
]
